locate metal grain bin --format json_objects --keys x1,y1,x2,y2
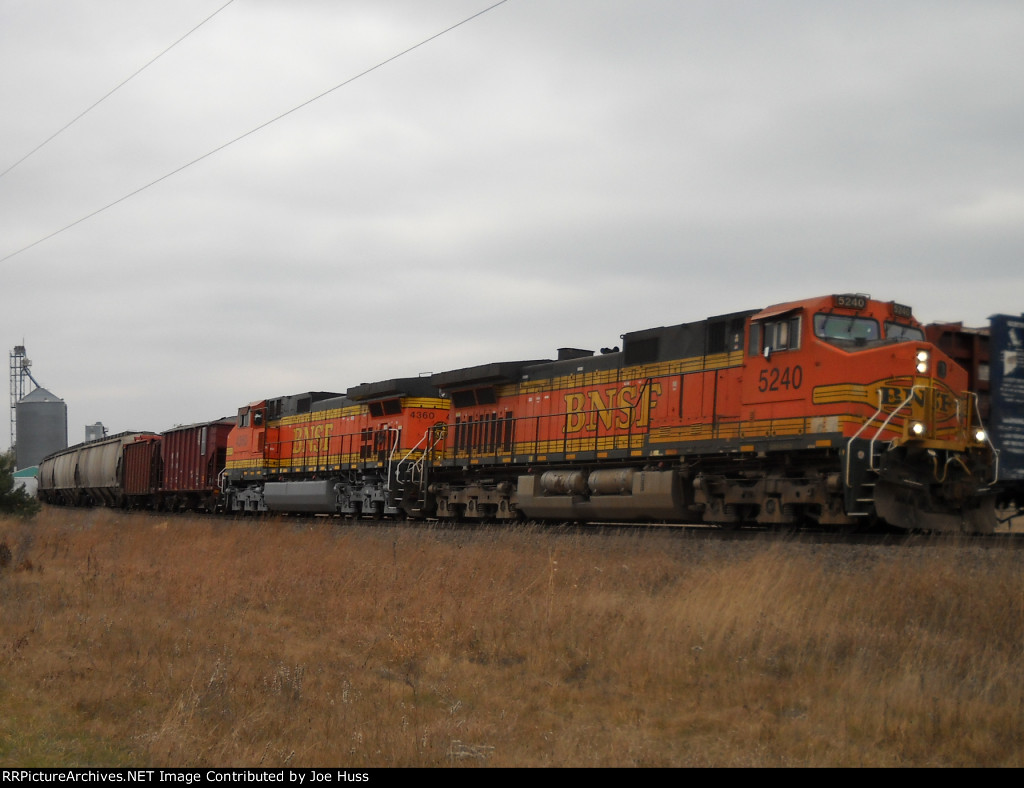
[{"x1": 15, "y1": 387, "x2": 67, "y2": 470}]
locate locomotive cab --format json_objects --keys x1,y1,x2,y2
[
  {"x1": 226, "y1": 400, "x2": 269, "y2": 480},
  {"x1": 750, "y1": 294, "x2": 924, "y2": 358},
  {"x1": 744, "y1": 294, "x2": 996, "y2": 531}
]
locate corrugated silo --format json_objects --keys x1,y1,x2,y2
[{"x1": 15, "y1": 386, "x2": 68, "y2": 470}]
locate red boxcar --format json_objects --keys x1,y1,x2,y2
[
  {"x1": 122, "y1": 434, "x2": 162, "y2": 507},
  {"x1": 159, "y1": 418, "x2": 234, "y2": 511}
]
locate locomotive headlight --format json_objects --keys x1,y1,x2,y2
[
  {"x1": 915, "y1": 349, "x2": 930, "y2": 374},
  {"x1": 911, "y1": 421, "x2": 927, "y2": 437},
  {"x1": 974, "y1": 428, "x2": 987, "y2": 443}
]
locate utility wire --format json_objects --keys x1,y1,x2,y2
[
  {"x1": 0, "y1": 0, "x2": 238, "y2": 181},
  {"x1": 0, "y1": 0, "x2": 510, "y2": 265}
]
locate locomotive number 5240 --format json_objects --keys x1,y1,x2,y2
[{"x1": 758, "y1": 365, "x2": 803, "y2": 393}]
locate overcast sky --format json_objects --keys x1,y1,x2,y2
[{"x1": 2, "y1": 0, "x2": 1023, "y2": 453}]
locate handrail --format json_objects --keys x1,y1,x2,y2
[
  {"x1": 844, "y1": 385, "x2": 924, "y2": 489},
  {"x1": 394, "y1": 428, "x2": 429, "y2": 484},
  {"x1": 869, "y1": 384, "x2": 924, "y2": 462},
  {"x1": 969, "y1": 391, "x2": 1000, "y2": 485},
  {"x1": 394, "y1": 423, "x2": 448, "y2": 487},
  {"x1": 843, "y1": 383, "x2": 997, "y2": 493},
  {"x1": 382, "y1": 427, "x2": 402, "y2": 491},
  {"x1": 845, "y1": 389, "x2": 886, "y2": 488}
]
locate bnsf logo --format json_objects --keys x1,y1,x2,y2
[
  {"x1": 877, "y1": 384, "x2": 957, "y2": 417},
  {"x1": 291, "y1": 423, "x2": 334, "y2": 454},
  {"x1": 563, "y1": 383, "x2": 663, "y2": 434}
]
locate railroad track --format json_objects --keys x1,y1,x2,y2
[{"x1": 109, "y1": 506, "x2": 1024, "y2": 549}]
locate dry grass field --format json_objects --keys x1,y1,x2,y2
[{"x1": 2, "y1": 508, "x2": 1023, "y2": 768}]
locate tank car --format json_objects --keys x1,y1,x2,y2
[
  {"x1": 38, "y1": 431, "x2": 158, "y2": 507},
  {"x1": 220, "y1": 293, "x2": 997, "y2": 532}
]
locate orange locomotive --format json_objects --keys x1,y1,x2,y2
[
  {"x1": 222, "y1": 294, "x2": 997, "y2": 532},
  {"x1": 223, "y1": 381, "x2": 449, "y2": 517}
]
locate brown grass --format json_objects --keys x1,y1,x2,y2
[{"x1": 1, "y1": 508, "x2": 1023, "y2": 767}]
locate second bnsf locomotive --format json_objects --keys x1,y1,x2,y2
[{"x1": 221, "y1": 293, "x2": 998, "y2": 532}]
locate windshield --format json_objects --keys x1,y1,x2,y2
[
  {"x1": 814, "y1": 314, "x2": 880, "y2": 343},
  {"x1": 884, "y1": 321, "x2": 925, "y2": 341}
]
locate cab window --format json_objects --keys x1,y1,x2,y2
[
  {"x1": 761, "y1": 315, "x2": 801, "y2": 353},
  {"x1": 814, "y1": 314, "x2": 880, "y2": 345},
  {"x1": 884, "y1": 321, "x2": 925, "y2": 341}
]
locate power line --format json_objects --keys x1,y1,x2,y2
[
  {"x1": 0, "y1": 0, "x2": 238, "y2": 181},
  {"x1": 0, "y1": 0, "x2": 511, "y2": 265}
]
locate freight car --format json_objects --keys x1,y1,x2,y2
[
  {"x1": 219, "y1": 293, "x2": 998, "y2": 533},
  {"x1": 38, "y1": 431, "x2": 158, "y2": 507},
  {"x1": 39, "y1": 418, "x2": 232, "y2": 511},
  {"x1": 926, "y1": 313, "x2": 1024, "y2": 515},
  {"x1": 122, "y1": 418, "x2": 234, "y2": 511}
]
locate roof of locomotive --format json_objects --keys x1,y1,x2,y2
[
  {"x1": 521, "y1": 350, "x2": 622, "y2": 381},
  {"x1": 750, "y1": 298, "x2": 815, "y2": 322},
  {"x1": 264, "y1": 391, "x2": 344, "y2": 420},
  {"x1": 311, "y1": 394, "x2": 357, "y2": 413},
  {"x1": 431, "y1": 360, "x2": 552, "y2": 390},
  {"x1": 347, "y1": 376, "x2": 439, "y2": 402},
  {"x1": 750, "y1": 294, "x2": 920, "y2": 324}
]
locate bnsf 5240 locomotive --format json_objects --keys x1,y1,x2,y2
[{"x1": 219, "y1": 294, "x2": 997, "y2": 532}]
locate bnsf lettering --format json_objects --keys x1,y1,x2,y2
[
  {"x1": 563, "y1": 383, "x2": 662, "y2": 434},
  {"x1": 758, "y1": 365, "x2": 803, "y2": 393},
  {"x1": 880, "y1": 386, "x2": 922, "y2": 407},
  {"x1": 879, "y1": 386, "x2": 956, "y2": 414},
  {"x1": 292, "y1": 424, "x2": 333, "y2": 454}
]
